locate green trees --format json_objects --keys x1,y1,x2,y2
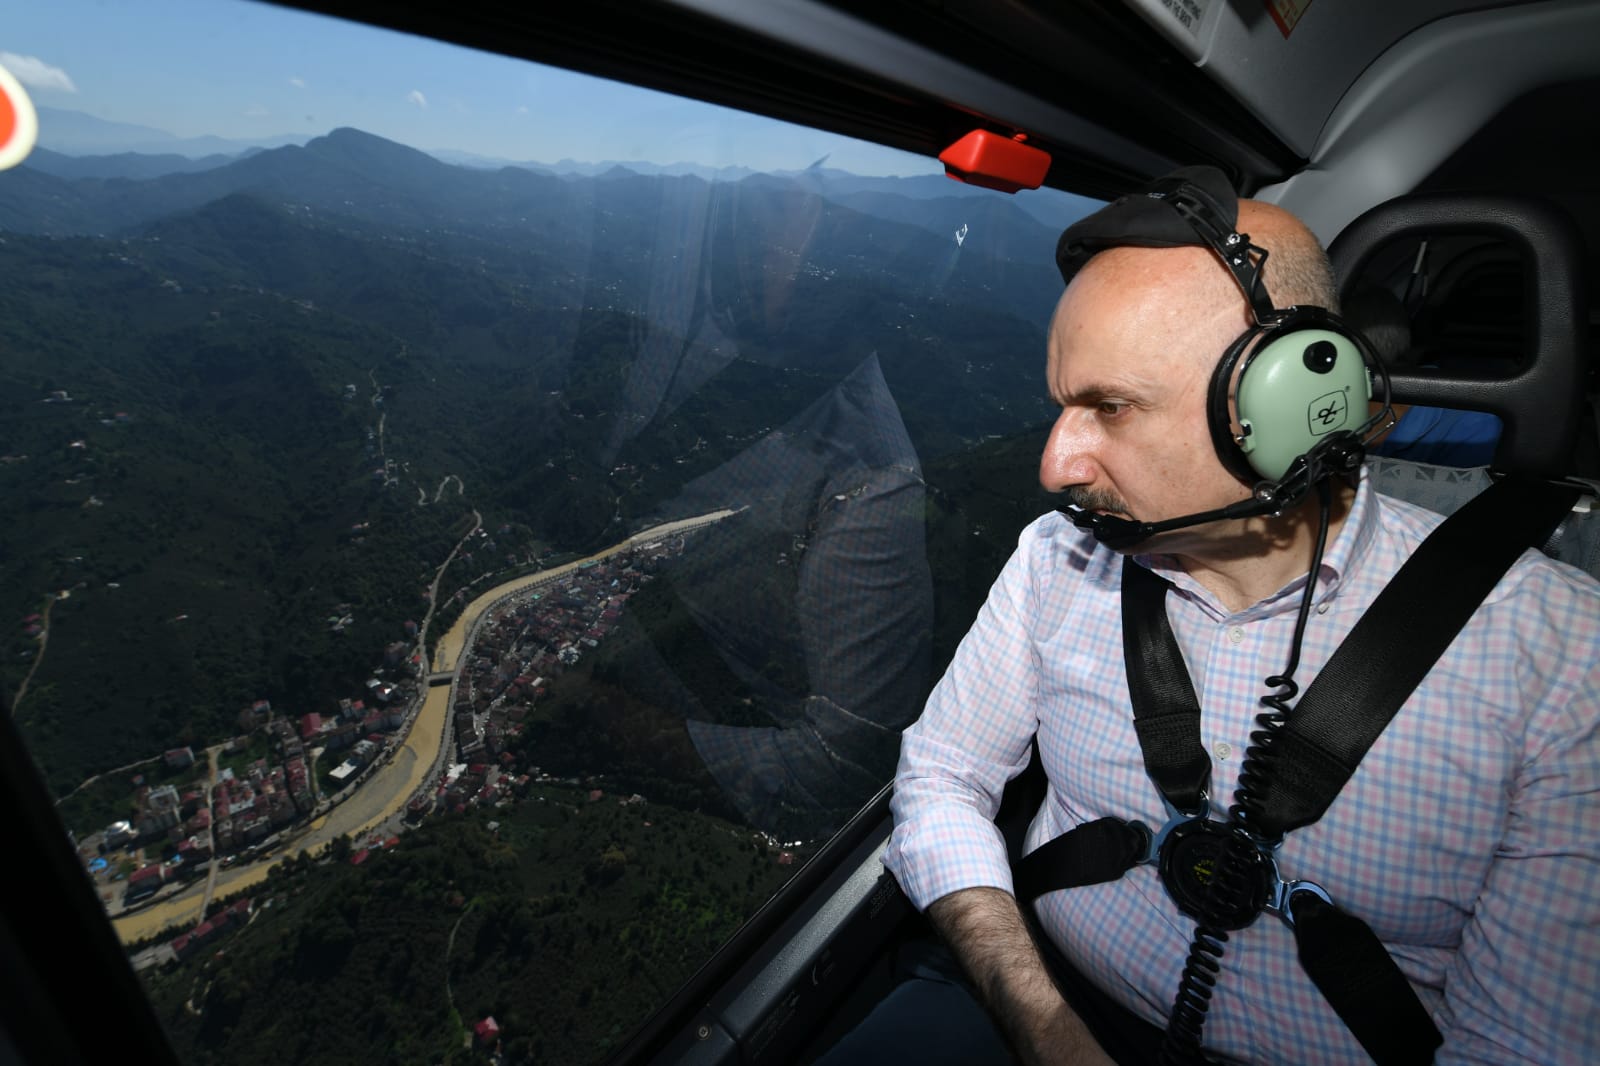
[{"x1": 141, "y1": 787, "x2": 800, "y2": 1066}]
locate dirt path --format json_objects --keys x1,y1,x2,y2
[
  {"x1": 418, "y1": 509, "x2": 483, "y2": 658},
  {"x1": 10, "y1": 594, "x2": 56, "y2": 716}
]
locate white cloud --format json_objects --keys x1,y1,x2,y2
[
  {"x1": 406, "y1": 89, "x2": 427, "y2": 109},
  {"x1": 0, "y1": 52, "x2": 77, "y2": 93},
  {"x1": 244, "y1": 104, "x2": 270, "y2": 117},
  {"x1": 289, "y1": 77, "x2": 306, "y2": 89},
  {"x1": 515, "y1": 105, "x2": 529, "y2": 115}
]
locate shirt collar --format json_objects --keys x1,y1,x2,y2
[{"x1": 1138, "y1": 472, "x2": 1377, "y2": 621}]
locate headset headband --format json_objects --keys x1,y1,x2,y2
[
  {"x1": 1143, "y1": 177, "x2": 1278, "y2": 324},
  {"x1": 1055, "y1": 165, "x2": 1277, "y2": 323}
]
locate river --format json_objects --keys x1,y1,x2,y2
[{"x1": 112, "y1": 509, "x2": 736, "y2": 945}]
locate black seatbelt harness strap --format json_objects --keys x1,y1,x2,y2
[
  {"x1": 1014, "y1": 476, "x2": 1579, "y2": 1063},
  {"x1": 1254, "y1": 475, "x2": 1578, "y2": 838}
]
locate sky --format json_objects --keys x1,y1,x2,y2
[{"x1": 0, "y1": 0, "x2": 941, "y2": 175}]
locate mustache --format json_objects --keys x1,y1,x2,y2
[{"x1": 1064, "y1": 487, "x2": 1132, "y2": 515}]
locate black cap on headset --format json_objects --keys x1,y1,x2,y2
[{"x1": 1054, "y1": 165, "x2": 1239, "y2": 288}]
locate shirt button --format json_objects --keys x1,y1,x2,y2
[
  {"x1": 1214, "y1": 741, "x2": 1232, "y2": 760},
  {"x1": 1316, "y1": 602, "x2": 1330, "y2": 615},
  {"x1": 1227, "y1": 626, "x2": 1244, "y2": 645}
]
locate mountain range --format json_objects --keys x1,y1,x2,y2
[
  {"x1": 0, "y1": 122, "x2": 1075, "y2": 797},
  {"x1": 32, "y1": 107, "x2": 1098, "y2": 229}
]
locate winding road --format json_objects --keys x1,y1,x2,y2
[
  {"x1": 111, "y1": 508, "x2": 737, "y2": 945},
  {"x1": 10, "y1": 594, "x2": 57, "y2": 716}
]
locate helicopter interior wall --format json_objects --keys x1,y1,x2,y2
[
  {"x1": 1258, "y1": 2, "x2": 1600, "y2": 242},
  {"x1": 1418, "y1": 77, "x2": 1600, "y2": 326},
  {"x1": 779, "y1": 747, "x2": 1052, "y2": 1066},
  {"x1": 1118, "y1": 0, "x2": 1476, "y2": 158}
]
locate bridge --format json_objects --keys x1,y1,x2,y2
[{"x1": 426, "y1": 671, "x2": 455, "y2": 686}]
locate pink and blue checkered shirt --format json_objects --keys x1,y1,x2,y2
[{"x1": 885, "y1": 473, "x2": 1600, "y2": 1064}]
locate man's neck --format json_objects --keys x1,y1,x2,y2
[{"x1": 1171, "y1": 481, "x2": 1356, "y2": 614}]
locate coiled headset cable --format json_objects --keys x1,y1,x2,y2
[{"x1": 1160, "y1": 478, "x2": 1335, "y2": 1065}]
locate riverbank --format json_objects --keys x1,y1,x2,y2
[{"x1": 112, "y1": 508, "x2": 736, "y2": 945}]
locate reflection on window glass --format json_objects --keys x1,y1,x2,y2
[{"x1": 0, "y1": 1, "x2": 1100, "y2": 1061}]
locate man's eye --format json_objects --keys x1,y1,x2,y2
[{"x1": 1098, "y1": 401, "x2": 1127, "y2": 417}]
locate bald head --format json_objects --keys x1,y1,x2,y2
[
  {"x1": 1235, "y1": 199, "x2": 1339, "y2": 313},
  {"x1": 1042, "y1": 195, "x2": 1345, "y2": 505}
]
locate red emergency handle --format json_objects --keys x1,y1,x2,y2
[{"x1": 938, "y1": 129, "x2": 1050, "y2": 193}]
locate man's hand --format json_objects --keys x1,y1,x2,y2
[{"x1": 927, "y1": 887, "x2": 1115, "y2": 1066}]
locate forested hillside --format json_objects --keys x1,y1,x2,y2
[
  {"x1": 1, "y1": 128, "x2": 1068, "y2": 797},
  {"x1": 142, "y1": 791, "x2": 796, "y2": 1065}
]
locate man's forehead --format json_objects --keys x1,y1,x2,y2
[
  {"x1": 1048, "y1": 253, "x2": 1242, "y2": 387},
  {"x1": 1046, "y1": 312, "x2": 1169, "y2": 398},
  {"x1": 1052, "y1": 246, "x2": 1229, "y2": 337}
]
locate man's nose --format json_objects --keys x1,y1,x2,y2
[{"x1": 1039, "y1": 407, "x2": 1100, "y2": 493}]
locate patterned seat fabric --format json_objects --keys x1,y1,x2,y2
[{"x1": 1367, "y1": 456, "x2": 1600, "y2": 578}]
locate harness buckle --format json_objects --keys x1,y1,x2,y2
[
  {"x1": 1135, "y1": 791, "x2": 1209, "y2": 866},
  {"x1": 1157, "y1": 818, "x2": 1275, "y2": 930},
  {"x1": 1270, "y1": 879, "x2": 1335, "y2": 928}
]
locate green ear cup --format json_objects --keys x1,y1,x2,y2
[{"x1": 1235, "y1": 328, "x2": 1372, "y2": 482}]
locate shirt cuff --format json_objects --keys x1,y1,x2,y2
[{"x1": 883, "y1": 803, "x2": 1016, "y2": 909}]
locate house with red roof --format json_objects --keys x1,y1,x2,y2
[{"x1": 125, "y1": 864, "x2": 165, "y2": 900}]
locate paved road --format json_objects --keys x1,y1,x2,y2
[{"x1": 110, "y1": 508, "x2": 736, "y2": 946}]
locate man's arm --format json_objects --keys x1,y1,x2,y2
[
  {"x1": 1432, "y1": 577, "x2": 1600, "y2": 1062},
  {"x1": 887, "y1": 519, "x2": 1113, "y2": 1061},
  {"x1": 884, "y1": 519, "x2": 1054, "y2": 905},
  {"x1": 928, "y1": 887, "x2": 1113, "y2": 1066},
  {"x1": 1433, "y1": 704, "x2": 1600, "y2": 1058}
]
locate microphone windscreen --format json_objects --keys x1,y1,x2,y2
[{"x1": 1058, "y1": 506, "x2": 1150, "y2": 549}]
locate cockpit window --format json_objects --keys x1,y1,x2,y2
[{"x1": 1, "y1": 1, "x2": 1099, "y2": 1061}]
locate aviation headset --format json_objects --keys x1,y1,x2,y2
[{"x1": 1055, "y1": 166, "x2": 1390, "y2": 500}]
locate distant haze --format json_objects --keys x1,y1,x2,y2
[
  {"x1": 22, "y1": 115, "x2": 1097, "y2": 232},
  {"x1": 7, "y1": 0, "x2": 943, "y2": 177},
  {"x1": 34, "y1": 107, "x2": 310, "y2": 158}
]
